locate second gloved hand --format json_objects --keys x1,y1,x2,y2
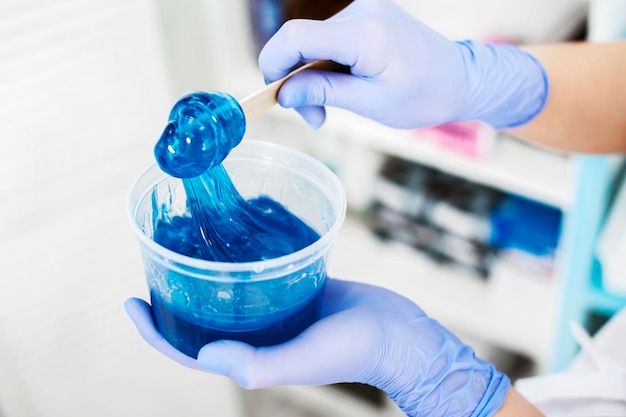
[
  {"x1": 125, "y1": 278, "x2": 510, "y2": 417},
  {"x1": 259, "y1": 0, "x2": 548, "y2": 130}
]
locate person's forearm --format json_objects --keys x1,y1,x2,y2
[
  {"x1": 507, "y1": 41, "x2": 626, "y2": 153},
  {"x1": 492, "y1": 386, "x2": 545, "y2": 417}
]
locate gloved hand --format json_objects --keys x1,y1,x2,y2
[
  {"x1": 259, "y1": 0, "x2": 548, "y2": 130},
  {"x1": 125, "y1": 278, "x2": 510, "y2": 417}
]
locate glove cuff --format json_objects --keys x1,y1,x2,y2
[
  {"x1": 469, "y1": 371, "x2": 511, "y2": 417},
  {"x1": 458, "y1": 40, "x2": 550, "y2": 129}
]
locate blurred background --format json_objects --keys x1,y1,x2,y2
[{"x1": 1, "y1": 0, "x2": 626, "y2": 416}]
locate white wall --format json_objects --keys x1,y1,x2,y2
[{"x1": 0, "y1": 1, "x2": 243, "y2": 416}]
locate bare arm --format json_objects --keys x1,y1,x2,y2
[
  {"x1": 492, "y1": 386, "x2": 545, "y2": 417},
  {"x1": 508, "y1": 41, "x2": 626, "y2": 153}
]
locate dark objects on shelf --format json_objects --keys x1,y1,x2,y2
[
  {"x1": 247, "y1": 0, "x2": 354, "y2": 55},
  {"x1": 366, "y1": 155, "x2": 563, "y2": 278}
]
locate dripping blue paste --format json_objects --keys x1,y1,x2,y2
[{"x1": 150, "y1": 92, "x2": 324, "y2": 358}]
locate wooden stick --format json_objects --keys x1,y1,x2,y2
[{"x1": 238, "y1": 60, "x2": 343, "y2": 120}]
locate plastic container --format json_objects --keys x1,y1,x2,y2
[{"x1": 128, "y1": 140, "x2": 346, "y2": 358}]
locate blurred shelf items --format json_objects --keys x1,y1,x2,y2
[
  {"x1": 367, "y1": 154, "x2": 561, "y2": 279},
  {"x1": 247, "y1": 0, "x2": 354, "y2": 54}
]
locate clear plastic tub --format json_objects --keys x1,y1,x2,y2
[{"x1": 128, "y1": 140, "x2": 346, "y2": 358}]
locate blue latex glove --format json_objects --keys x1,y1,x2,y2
[
  {"x1": 258, "y1": 0, "x2": 548, "y2": 130},
  {"x1": 125, "y1": 278, "x2": 510, "y2": 417}
]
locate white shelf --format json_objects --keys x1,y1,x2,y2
[
  {"x1": 263, "y1": 107, "x2": 572, "y2": 210},
  {"x1": 328, "y1": 215, "x2": 558, "y2": 368}
]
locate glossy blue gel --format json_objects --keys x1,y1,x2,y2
[
  {"x1": 150, "y1": 92, "x2": 324, "y2": 357},
  {"x1": 153, "y1": 164, "x2": 321, "y2": 263},
  {"x1": 154, "y1": 91, "x2": 246, "y2": 178}
]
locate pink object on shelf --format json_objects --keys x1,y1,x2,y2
[{"x1": 411, "y1": 120, "x2": 498, "y2": 159}]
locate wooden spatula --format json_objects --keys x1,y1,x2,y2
[{"x1": 239, "y1": 60, "x2": 346, "y2": 120}]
